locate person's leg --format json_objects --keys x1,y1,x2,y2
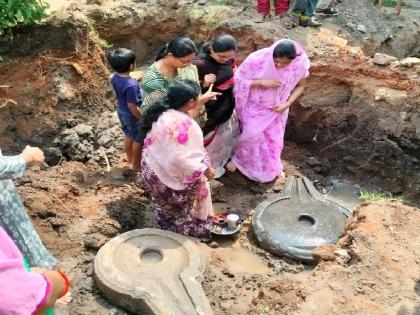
[
  {"x1": 255, "y1": 0, "x2": 270, "y2": 22},
  {"x1": 292, "y1": 0, "x2": 306, "y2": 14},
  {"x1": 303, "y1": 0, "x2": 319, "y2": 17},
  {"x1": 131, "y1": 141, "x2": 142, "y2": 172},
  {"x1": 129, "y1": 116, "x2": 145, "y2": 171},
  {"x1": 299, "y1": 0, "x2": 322, "y2": 26},
  {"x1": 256, "y1": 0, "x2": 270, "y2": 15},
  {"x1": 275, "y1": 0, "x2": 289, "y2": 15},
  {"x1": 124, "y1": 137, "x2": 133, "y2": 168}
]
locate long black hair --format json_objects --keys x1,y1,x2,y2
[
  {"x1": 155, "y1": 36, "x2": 198, "y2": 61},
  {"x1": 202, "y1": 34, "x2": 237, "y2": 55},
  {"x1": 273, "y1": 40, "x2": 297, "y2": 59},
  {"x1": 142, "y1": 80, "x2": 201, "y2": 134}
]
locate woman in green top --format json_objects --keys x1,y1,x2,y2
[{"x1": 141, "y1": 36, "x2": 215, "y2": 127}]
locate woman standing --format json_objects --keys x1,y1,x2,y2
[
  {"x1": 140, "y1": 80, "x2": 219, "y2": 240},
  {"x1": 0, "y1": 146, "x2": 56, "y2": 268},
  {"x1": 193, "y1": 34, "x2": 240, "y2": 178},
  {"x1": 227, "y1": 40, "x2": 310, "y2": 182},
  {"x1": 141, "y1": 36, "x2": 208, "y2": 127}
]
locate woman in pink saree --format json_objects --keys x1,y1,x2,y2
[
  {"x1": 227, "y1": 40, "x2": 310, "y2": 182},
  {"x1": 139, "y1": 80, "x2": 219, "y2": 240}
]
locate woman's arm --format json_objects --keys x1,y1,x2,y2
[
  {"x1": 34, "y1": 270, "x2": 68, "y2": 315},
  {"x1": 0, "y1": 146, "x2": 44, "y2": 180},
  {"x1": 273, "y1": 78, "x2": 307, "y2": 113}
]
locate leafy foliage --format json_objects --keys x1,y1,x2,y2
[{"x1": 0, "y1": 0, "x2": 49, "y2": 35}]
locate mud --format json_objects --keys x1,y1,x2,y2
[{"x1": 1, "y1": 0, "x2": 420, "y2": 314}]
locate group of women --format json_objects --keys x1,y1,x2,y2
[
  {"x1": 0, "y1": 34, "x2": 309, "y2": 314},
  {"x1": 139, "y1": 35, "x2": 310, "y2": 240}
]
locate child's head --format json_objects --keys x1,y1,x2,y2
[{"x1": 107, "y1": 48, "x2": 136, "y2": 73}]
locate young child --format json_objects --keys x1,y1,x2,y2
[{"x1": 107, "y1": 48, "x2": 144, "y2": 171}]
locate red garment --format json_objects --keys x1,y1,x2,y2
[{"x1": 257, "y1": 0, "x2": 289, "y2": 16}]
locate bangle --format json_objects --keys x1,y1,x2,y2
[{"x1": 57, "y1": 271, "x2": 71, "y2": 298}]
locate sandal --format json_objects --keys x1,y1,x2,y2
[
  {"x1": 316, "y1": 7, "x2": 339, "y2": 16},
  {"x1": 277, "y1": 13, "x2": 297, "y2": 29},
  {"x1": 300, "y1": 17, "x2": 322, "y2": 27}
]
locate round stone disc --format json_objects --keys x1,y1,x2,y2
[{"x1": 252, "y1": 177, "x2": 352, "y2": 262}]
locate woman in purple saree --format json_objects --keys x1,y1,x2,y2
[{"x1": 227, "y1": 40, "x2": 310, "y2": 182}]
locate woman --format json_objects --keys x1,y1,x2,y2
[
  {"x1": 0, "y1": 146, "x2": 56, "y2": 268},
  {"x1": 141, "y1": 36, "x2": 208, "y2": 127},
  {"x1": 0, "y1": 225, "x2": 69, "y2": 314},
  {"x1": 140, "y1": 80, "x2": 219, "y2": 240},
  {"x1": 193, "y1": 34, "x2": 240, "y2": 178},
  {"x1": 227, "y1": 40, "x2": 310, "y2": 182}
]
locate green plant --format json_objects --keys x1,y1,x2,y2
[
  {"x1": 85, "y1": 17, "x2": 113, "y2": 50},
  {"x1": 382, "y1": 0, "x2": 413, "y2": 8},
  {"x1": 359, "y1": 191, "x2": 404, "y2": 203},
  {"x1": 0, "y1": 0, "x2": 49, "y2": 36}
]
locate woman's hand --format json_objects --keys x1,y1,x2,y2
[
  {"x1": 20, "y1": 146, "x2": 45, "y2": 165},
  {"x1": 204, "y1": 167, "x2": 216, "y2": 180},
  {"x1": 203, "y1": 74, "x2": 216, "y2": 88},
  {"x1": 199, "y1": 84, "x2": 221, "y2": 104},
  {"x1": 255, "y1": 79, "x2": 281, "y2": 88},
  {"x1": 273, "y1": 101, "x2": 291, "y2": 113}
]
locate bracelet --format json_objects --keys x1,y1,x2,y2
[{"x1": 57, "y1": 271, "x2": 71, "y2": 298}]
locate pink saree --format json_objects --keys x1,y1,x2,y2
[
  {"x1": 232, "y1": 40, "x2": 310, "y2": 182},
  {"x1": 0, "y1": 226, "x2": 50, "y2": 315},
  {"x1": 142, "y1": 109, "x2": 213, "y2": 222}
]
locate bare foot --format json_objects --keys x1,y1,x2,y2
[{"x1": 226, "y1": 161, "x2": 237, "y2": 173}]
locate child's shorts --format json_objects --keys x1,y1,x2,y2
[{"x1": 117, "y1": 110, "x2": 145, "y2": 143}]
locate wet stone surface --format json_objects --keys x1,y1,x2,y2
[{"x1": 253, "y1": 176, "x2": 352, "y2": 262}]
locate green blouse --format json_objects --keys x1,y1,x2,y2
[{"x1": 141, "y1": 63, "x2": 207, "y2": 127}]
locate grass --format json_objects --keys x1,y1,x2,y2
[
  {"x1": 382, "y1": 0, "x2": 415, "y2": 8},
  {"x1": 359, "y1": 191, "x2": 404, "y2": 203}
]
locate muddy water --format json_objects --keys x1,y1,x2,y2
[{"x1": 215, "y1": 243, "x2": 269, "y2": 275}]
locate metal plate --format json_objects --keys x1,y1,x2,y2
[
  {"x1": 252, "y1": 176, "x2": 352, "y2": 262},
  {"x1": 211, "y1": 221, "x2": 243, "y2": 236}
]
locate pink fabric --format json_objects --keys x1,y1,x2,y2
[
  {"x1": 0, "y1": 226, "x2": 49, "y2": 315},
  {"x1": 143, "y1": 109, "x2": 213, "y2": 220},
  {"x1": 232, "y1": 39, "x2": 310, "y2": 182}
]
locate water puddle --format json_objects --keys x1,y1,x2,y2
[{"x1": 215, "y1": 244, "x2": 269, "y2": 275}]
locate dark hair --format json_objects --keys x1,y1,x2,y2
[
  {"x1": 107, "y1": 48, "x2": 136, "y2": 73},
  {"x1": 273, "y1": 40, "x2": 297, "y2": 59},
  {"x1": 142, "y1": 80, "x2": 201, "y2": 134},
  {"x1": 202, "y1": 34, "x2": 237, "y2": 54},
  {"x1": 155, "y1": 36, "x2": 198, "y2": 61}
]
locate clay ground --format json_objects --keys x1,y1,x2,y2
[{"x1": 1, "y1": 0, "x2": 420, "y2": 314}]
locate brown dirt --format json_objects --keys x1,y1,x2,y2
[{"x1": 1, "y1": 1, "x2": 420, "y2": 314}]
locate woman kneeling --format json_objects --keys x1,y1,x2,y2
[{"x1": 140, "y1": 80, "x2": 216, "y2": 240}]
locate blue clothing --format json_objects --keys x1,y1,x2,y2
[
  {"x1": 0, "y1": 149, "x2": 56, "y2": 268},
  {"x1": 293, "y1": 0, "x2": 319, "y2": 16},
  {"x1": 110, "y1": 73, "x2": 142, "y2": 114},
  {"x1": 111, "y1": 73, "x2": 145, "y2": 143},
  {"x1": 117, "y1": 109, "x2": 146, "y2": 143}
]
